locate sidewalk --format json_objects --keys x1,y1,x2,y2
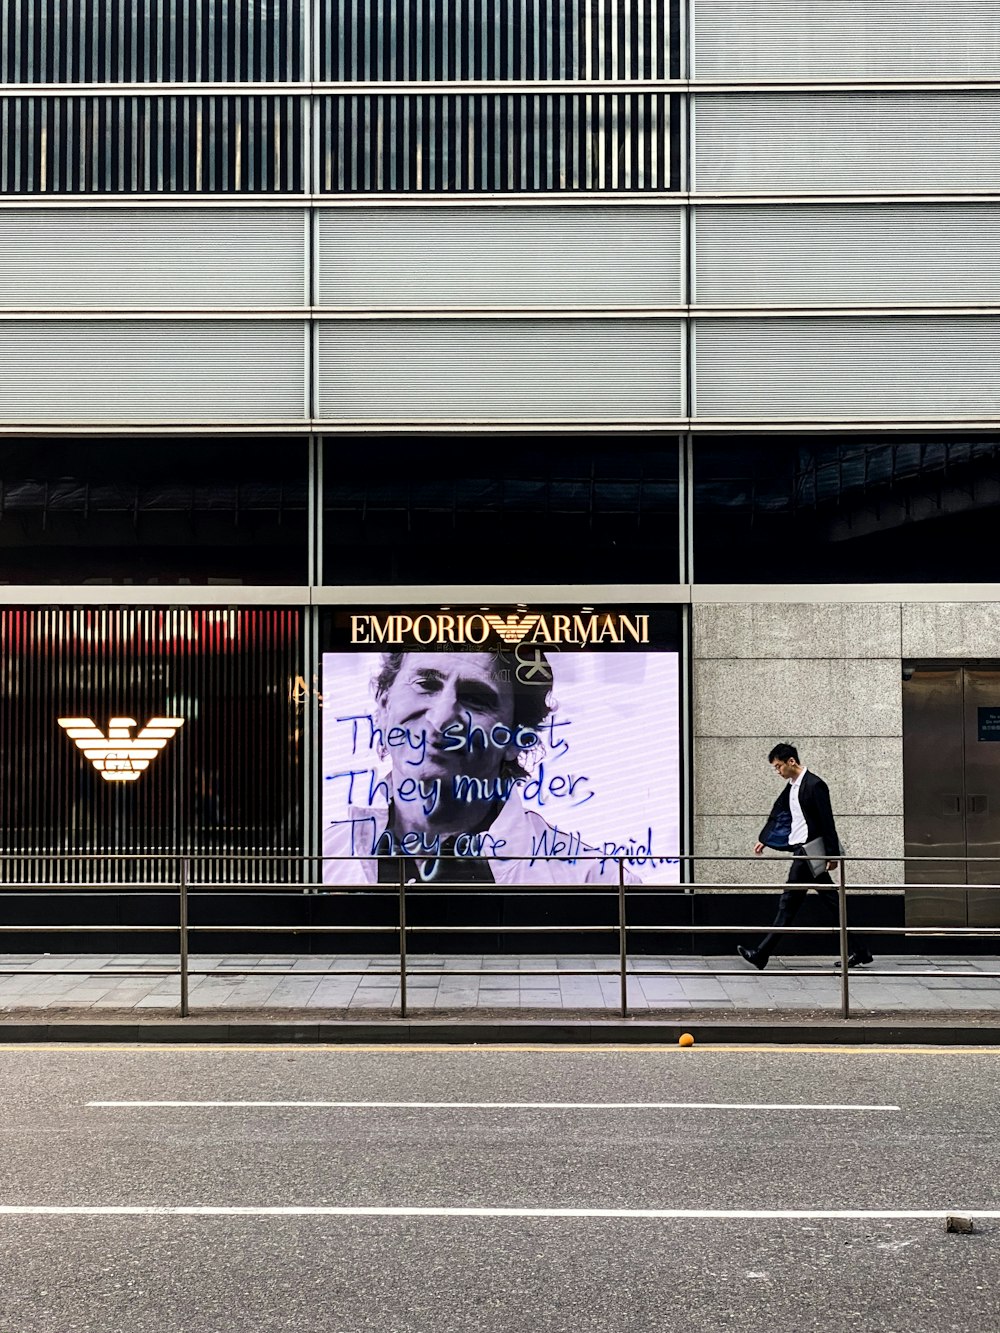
[{"x1": 1, "y1": 953, "x2": 999, "y2": 1024}]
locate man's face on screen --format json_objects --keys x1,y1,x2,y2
[{"x1": 378, "y1": 653, "x2": 517, "y2": 788}]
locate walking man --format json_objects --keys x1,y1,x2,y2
[{"x1": 737, "y1": 743, "x2": 874, "y2": 970}]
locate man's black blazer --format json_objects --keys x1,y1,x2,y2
[{"x1": 758, "y1": 770, "x2": 842, "y2": 856}]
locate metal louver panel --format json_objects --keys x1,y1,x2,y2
[
  {"x1": 0, "y1": 322, "x2": 307, "y2": 424},
  {"x1": 694, "y1": 317, "x2": 1000, "y2": 420},
  {"x1": 318, "y1": 319, "x2": 683, "y2": 421},
  {"x1": 692, "y1": 0, "x2": 1000, "y2": 78},
  {"x1": 2, "y1": 0, "x2": 303, "y2": 82},
  {"x1": 694, "y1": 205, "x2": 1000, "y2": 306},
  {"x1": 318, "y1": 93, "x2": 674, "y2": 192},
  {"x1": 318, "y1": 206, "x2": 683, "y2": 307},
  {"x1": 0, "y1": 607, "x2": 304, "y2": 886},
  {"x1": 694, "y1": 94, "x2": 1000, "y2": 193},
  {"x1": 0, "y1": 210, "x2": 307, "y2": 308},
  {"x1": 320, "y1": 0, "x2": 676, "y2": 80},
  {"x1": 0, "y1": 97, "x2": 305, "y2": 193}
]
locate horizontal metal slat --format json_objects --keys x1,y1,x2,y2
[
  {"x1": 693, "y1": 204, "x2": 1000, "y2": 306},
  {"x1": 692, "y1": 0, "x2": 1000, "y2": 79},
  {"x1": 0, "y1": 321, "x2": 307, "y2": 423},
  {"x1": 318, "y1": 318, "x2": 684, "y2": 421},
  {"x1": 0, "y1": 209, "x2": 307, "y2": 307},
  {"x1": 694, "y1": 316, "x2": 1000, "y2": 419},
  {"x1": 694, "y1": 93, "x2": 1000, "y2": 193},
  {"x1": 318, "y1": 206, "x2": 683, "y2": 307}
]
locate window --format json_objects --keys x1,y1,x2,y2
[
  {"x1": 694, "y1": 435, "x2": 1000, "y2": 582},
  {"x1": 319, "y1": 92, "x2": 673, "y2": 191},
  {"x1": 0, "y1": 439, "x2": 308, "y2": 584},
  {"x1": 3, "y1": 0, "x2": 678, "y2": 194},
  {"x1": 2, "y1": 0, "x2": 303, "y2": 82},
  {"x1": 323, "y1": 435, "x2": 680, "y2": 583},
  {"x1": 1, "y1": 96, "x2": 304, "y2": 192},
  {"x1": 0, "y1": 607, "x2": 304, "y2": 882}
]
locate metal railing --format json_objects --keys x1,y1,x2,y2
[{"x1": 0, "y1": 851, "x2": 998, "y2": 1020}]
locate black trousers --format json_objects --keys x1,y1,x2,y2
[{"x1": 754, "y1": 848, "x2": 870, "y2": 960}]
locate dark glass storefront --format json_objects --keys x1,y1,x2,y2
[
  {"x1": 693, "y1": 434, "x2": 1000, "y2": 583},
  {"x1": 0, "y1": 439, "x2": 309, "y2": 586},
  {"x1": 0, "y1": 607, "x2": 304, "y2": 883},
  {"x1": 322, "y1": 436, "x2": 681, "y2": 585}
]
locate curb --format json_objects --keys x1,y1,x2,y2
[{"x1": 1, "y1": 1020, "x2": 999, "y2": 1045}]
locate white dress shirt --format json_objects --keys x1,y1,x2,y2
[{"x1": 788, "y1": 766, "x2": 809, "y2": 846}]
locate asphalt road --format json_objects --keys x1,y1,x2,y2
[{"x1": 0, "y1": 1043, "x2": 998, "y2": 1331}]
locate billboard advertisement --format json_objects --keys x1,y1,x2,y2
[{"x1": 321, "y1": 607, "x2": 680, "y2": 886}]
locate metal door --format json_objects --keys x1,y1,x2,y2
[
  {"x1": 962, "y1": 671, "x2": 1000, "y2": 922},
  {"x1": 903, "y1": 667, "x2": 1000, "y2": 926},
  {"x1": 903, "y1": 669, "x2": 967, "y2": 926}
]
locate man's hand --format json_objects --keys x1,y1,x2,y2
[
  {"x1": 753, "y1": 842, "x2": 765, "y2": 856},
  {"x1": 826, "y1": 859, "x2": 839, "y2": 872}
]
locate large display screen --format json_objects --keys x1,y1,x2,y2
[{"x1": 321, "y1": 609, "x2": 680, "y2": 886}]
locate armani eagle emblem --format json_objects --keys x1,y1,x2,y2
[
  {"x1": 57, "y1": 716, "x2": 186, "y2": 782},
  {"x1": 483, "y1": 613, "x2": 540, "y2": 643}
]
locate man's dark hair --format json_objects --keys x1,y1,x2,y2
[
  {"x1": 373, "y1": 649, "x2": 553, "y2": 781},
  {"x1": 767, "y1": 742, "x2": 799, "y2": 764}
]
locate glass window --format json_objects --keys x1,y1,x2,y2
[
  {"x1": 2, "y1": 0, "x2": 303, "y2": 82},
  {"x1": 0, "y1": 97, "x2": 305, "y2": 193},
  {"x1": 694, "y1": 434, "x2": 1000, "y2": 582},
  {"x1": 0, "y1": 438, "x2": 308, "y2": 585},
  {"x1": 0, "y1": 607, "x2": 304, "y2": 883},
  {"x1": 323, "y1": 435, "x2": 680, "y2": 584},
  {"x1": 317, "y1": 0, "x2": 679, "y2": 191},
  {"x1": 3, "y1": 1, "x2": 679, "y2": 195},
  {"x1": 320, "y1": 0, "x2": 678, "y2": 81},
  {"x1": 318, "y1": 93, "x2": 674, "y2": 192}
]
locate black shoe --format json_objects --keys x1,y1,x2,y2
[
  {"x1": 836, "y1": 950, "x2": 874, "y2": 968},
  {"x1": 737, "y1": 945, "x2": 768, "y2": 971}
]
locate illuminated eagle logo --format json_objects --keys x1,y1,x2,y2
[
  {"x1": 57, "y1": 716, "x2": 185, "y2": 782},
  {"x1": 483, "y1": 613, "x2": 541, "y2": 644}
]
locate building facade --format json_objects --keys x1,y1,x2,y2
[{"x1": 2, "y1": 0, "x2": 1000, "y2": 921}]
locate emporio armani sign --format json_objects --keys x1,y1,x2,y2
[
  {"x1": 349, "y1": 611, "x2": 650, "y2": 647},
  {"x1": 57, "y1": 716, "x2": 185, "y2": 782}
]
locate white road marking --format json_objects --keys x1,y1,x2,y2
[
  {"x1": 86, "y1": 1100, "x2": 901, "y2": 1111},
  {"x1": 2, "y1": 1043, "x2": 1000, "y2": 1055},
  {"x1": 0, "y1": 1206, "x2": 991, "y2": 1220}
]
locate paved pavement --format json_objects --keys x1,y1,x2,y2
[
  {"x1": 0, "y1": 1044, "x2": 999, "y2": 1331},
  {"x1": 0, "y1": 953, "x2": 999, "y2": 1018}
]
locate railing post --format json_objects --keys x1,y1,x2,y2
[
  {"x1": 838, "y1": 855, "x2": 850, "y2": 1021},
  {"x1": 179, "y1": 857, "x2": 190, "y2": 1019},
  {"x1": 398, "y1": 859, "x2": 407, "y2": 1019},
  {"x1": 619, "y1": 857, "x2": 628, "y2": 1018}
]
